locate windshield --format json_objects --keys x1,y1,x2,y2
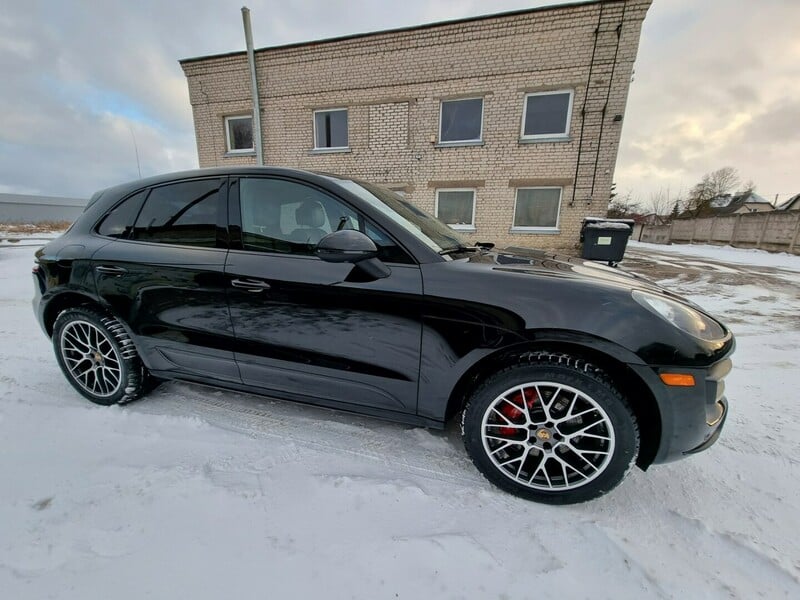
[{"x1": 329, "y1": 178, "x2": 470, "y2": 253}]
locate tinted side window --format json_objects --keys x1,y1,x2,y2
[
  {"x1": 239, "y1": 177, "x2": 412, "y2": 264},
  {"x1": 132, "y1": 179, "x2": 223, "y2": 247},
  {"x1": 96, "y1": 190, "x2": 147, "y2": 238}
]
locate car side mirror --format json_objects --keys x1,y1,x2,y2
[
  {"x1": 315, "y1": 230, "x2": 378, "y2": 263},
  {"x1": 315, "y1": 230, "x2": 390, "y2": 280}
]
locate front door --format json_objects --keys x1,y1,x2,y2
[{"x1": 225, "y1": 176, "x2": 423, "y2": 415}]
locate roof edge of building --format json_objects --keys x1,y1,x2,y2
[{"x1": 179, "y1": 0, "x2": 610, "y2": 66}]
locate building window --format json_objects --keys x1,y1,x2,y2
[
  {"x1": 314, "y1": 109, "x2": 349, "y2": 150},
  {"x1": 521, "y1": 90, "x2": 573, "y2": 140},
  {"x1": 436, "y1": 189, "x2": 476, "y2": 230},
  {"x1": 439, "y1": 98, "x2": 483, "y2": 144},
  {"x1": 512, "y1": 187, "x2": 562, "y2": 232},
  {"x1": 225, "y1": 115, "x2": 254, "y2": 153}
]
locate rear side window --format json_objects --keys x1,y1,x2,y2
[
  {"x1": 96, "y1": 191, "x2": 146, "y2": 238},
  {"x1": 132, "y1": 179, "x2": 223, "y2": 247}
]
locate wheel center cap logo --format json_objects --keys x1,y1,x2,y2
[{"x1": 536, "y1": 429, "x2": 551, "y2": 441}]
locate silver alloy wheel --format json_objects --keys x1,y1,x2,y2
[
  {"x1": 59, "y1": 320, "x2": 123, "y2": 398},
  {"x1": 481, "y1": 381, "x2": 615, "y2": 491}
]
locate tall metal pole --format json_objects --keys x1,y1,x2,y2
[
  {"x1": 242, "y1": 7, "x2": 264, "y2": 165},
  {"x1": 128, "y1": 124, "x2": 142, "y2": 178}
]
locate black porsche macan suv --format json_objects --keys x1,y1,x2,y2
[{"x1": 33, "y1": 167, "x2": 734, "y2": 504}]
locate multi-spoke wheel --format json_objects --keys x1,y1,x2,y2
[
  {"x1": 59, "y1": 320, "x2": 123, "y2": 398},
  {"x1": 53, "y1": 307, "x2": 146, "y2": 405},
  {"x1": 463, "y1": 354, "x2": 639, "y2": 504}
]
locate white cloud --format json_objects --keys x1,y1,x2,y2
[
  {"x1": 617, "y1": 0, "x2": 800, "y2": 206},
  {"x1": 0, "y1": 0, "x2": 796, "y2": 206}
]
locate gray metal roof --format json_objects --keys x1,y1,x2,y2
[
  {"x1": 0, "y1": 192, "x2": 87, "y2": 207},
  {"x1": 777, "y1": 193, "x2": 800, "y2": 210}
]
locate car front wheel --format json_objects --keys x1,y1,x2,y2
[{"x1": 462, "y1": 354, "x2": 639, "y2": 504}]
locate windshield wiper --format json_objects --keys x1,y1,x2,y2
[{"x1": 438, "y1": 245, "x2": 480, "y2": 256}]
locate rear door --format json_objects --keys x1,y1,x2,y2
[
  {"x1": 225, "y1": 175, "x2": 423, "y2": 415},
  {"x1": 91, "y1": 177, "x2": 239, "y2": 383}
]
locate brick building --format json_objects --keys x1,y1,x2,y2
[{"x1": 180, "y1": 0, "x2": 653, "y2": 250}]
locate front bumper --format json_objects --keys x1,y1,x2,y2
[
  {"x1": 630, "y1": 355, "x2": 732, "y2": 464},
  {"x1": 684, "y1": 396, "x2": 727, "y2": 455}
]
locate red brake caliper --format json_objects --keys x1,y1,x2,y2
[{"x1": 498, "y1": 388, "x2": 538, "y2": 436}]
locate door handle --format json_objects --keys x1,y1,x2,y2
[
  {"x1": 231, "y1": 278, "x2": 271, "y2": 292},
  {"x1": 95, "y1": 265, "x2": 128, "y2": 276}
]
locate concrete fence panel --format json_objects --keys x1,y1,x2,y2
[
  {"x1": 640, "y1": 225, "x2": 670, "y2": 244},
  {"x1": 639, "y1": 210, "x2": 800, "y2": 255},
  {"x1": 733, "y1": 213, "x2": 767, "y2": 245},
  {"x1": 762, "y1": 212, "x2": 800, "y2": 245},
  {"x1": 694, "y1": 218, "x2": 714, "y2": 242},
  {"x1": 670, "y1": 220, "x2": 694, "y2": 241},
  {"x1": 711, "y1": 216, "x2": 737, "y2": 242}
]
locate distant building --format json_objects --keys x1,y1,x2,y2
[
  {"x1": 707, "y1": 192, "x2": 773, "y2": 216},
  {"x1": 0, "y1": 193, "x2": 86, "y2": 224},
  {"x1": 180, "y1": 0, "x2": 653, "y2": 250}
]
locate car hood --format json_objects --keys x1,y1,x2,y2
[{"x1": 464, "y1": 246, "x2": 672, "y2": 296}]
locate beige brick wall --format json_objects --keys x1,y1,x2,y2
[{"x1": 181, "y1": 0, "x2": 652, "y2": 251}]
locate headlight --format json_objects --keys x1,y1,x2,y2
[{"x1": 632, "y1": 290, "x2": 727, "y2": 342}]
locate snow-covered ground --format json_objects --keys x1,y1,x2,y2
[
  {"x1": 1, "y1": 239, "x2": 799, "y2": 599},
  {"x1": 629, "y1": 239, "x2": 800, "y2": 271}
]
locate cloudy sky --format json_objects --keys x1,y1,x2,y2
[{"x1": 1, "y1": 0, "x2": 798, "y2": 208}]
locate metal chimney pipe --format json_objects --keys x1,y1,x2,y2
[{"x1": 242, "y1": 6, "x2": 264, "y2": 165}]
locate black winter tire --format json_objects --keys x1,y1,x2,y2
[
  {"x1": 52, "y1": 307, "x2": 147, "y2": 405},
  {"x1": 462, "y1": 353, "x2": 639, "y2": 504}
]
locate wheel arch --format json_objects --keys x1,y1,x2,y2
[
  {"x1": 43, "y1": 291, "x2": 111, "y2": 337},
  {"x1": 444, "y1": 338, "x2": 662, "y2": 470}
]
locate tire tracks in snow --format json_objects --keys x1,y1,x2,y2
[{"x1": 129, "y1": 381, "x2": 486, "y2": 490}]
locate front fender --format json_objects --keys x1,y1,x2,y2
[{"x1": 416, "y1": 316, "x2": 646, "y2": 423}]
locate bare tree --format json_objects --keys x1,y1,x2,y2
[
  {"x1": 606, "y1": 191, "x2": 641, "y2": 219},
  {"x1": 637, "y1": 186, "x2": 685, "y2": 222},
  {"x1": 646, "y1": 187, "x2": 674, "y2": 217},
  {"x1": 686, "y1": 167, "x2": 741, "y2": 217}
]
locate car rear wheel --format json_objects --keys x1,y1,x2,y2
[
  {"x1": 53, "y1": 307, "x2": 146, "y2": 405},
  {"x1": 462, "y1": 353, "x2": 639, "y2": 504}
]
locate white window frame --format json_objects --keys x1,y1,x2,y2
[
  {"x1": 435, "y1": 188, "x2": 477, "y2": 231},
  {"x1": 313, "y1": 108, "x2": 349, "y2": 151},
  {"x1": 520, "y1": 90, "x2": 574, "y2": 141},
  {"x1": 224, "y1": 115, "x2": 255, "y2": 153},
  {"x1": 511, "y1": 187, "x2": 563, "y2": 233},
  {"x1": 438, "y1": 97, "x2": 484, "y2": 145}
]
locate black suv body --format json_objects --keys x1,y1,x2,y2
[{"x1": 33, "y1": 167, "x2": 734, "y2": 503}]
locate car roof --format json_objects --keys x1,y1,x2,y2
[{"x1": 97, "y1": 166, "x2": 334, "y2": 201}]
